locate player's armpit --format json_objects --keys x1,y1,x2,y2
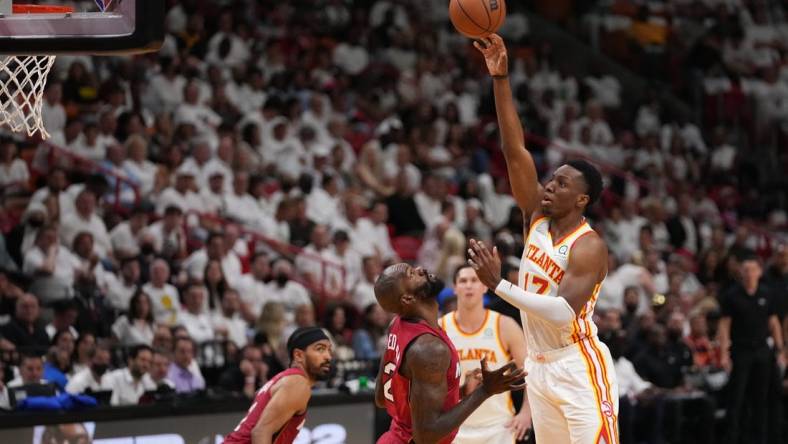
[
  {"x1": 250, "y1": 376, "x2": 310, "y2": 444},
  {"x1": 558, "y1": 233, "x2": 608, "y2": 314}
]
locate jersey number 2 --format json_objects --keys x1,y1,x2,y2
[{"x1": 383, "y1": 362, "x2": 396, "y2": 402}]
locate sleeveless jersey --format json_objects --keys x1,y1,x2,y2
[
  {"x1": 519, "y1": 217, "x2": 603, "y2": 352},
  {"x1": 439, "y1": 309, "x2": 514, "y2": 427},
  {"x1": 224, "y1": 368, "x2": 308, "y2": 444},
  {"x1": 378, "y1": 316, "x2": 462, "y2": 444}
]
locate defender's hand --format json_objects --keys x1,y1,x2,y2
[
  {"x1": 480, "y1": 358, "x2": 526, "y2": 396},
  {"x1": 473, "y1": 34, "x2": 508, "y2": 77}
]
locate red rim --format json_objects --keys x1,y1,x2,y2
[{"x1": 12, "y1": 4, "x2": 75, "y2": 14}]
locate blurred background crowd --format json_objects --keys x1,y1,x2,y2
[{"x1": 0, "y1": 1, "x2": 786, "y2": 443}]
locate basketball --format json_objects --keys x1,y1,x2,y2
[{"x1": 449, "y1": 0, "x2": 507, "y2": 39}]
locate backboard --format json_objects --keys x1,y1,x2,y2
[{"x1": 0, "y1": 0, "x2": 164, "y2": 55}]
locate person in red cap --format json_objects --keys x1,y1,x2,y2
[{"x1": 223, "y1": 327, "x2": 333, "y2": 444}]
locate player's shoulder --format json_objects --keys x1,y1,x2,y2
[
  {"x1": 571, "y1": 227, "x2": 607, "y2": 254},
  {"x1": 405, "y1": 333, "x2": 451, "y2": 371}
]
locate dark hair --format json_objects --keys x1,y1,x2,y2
[
  {"x1": 51, "y1": 329, "x2": 74, "y2": 347},
  {"x1": 128, "y1": 344, "x2": 153, "y2": 360},
  {"x1": 129, "y1": 291, "x2": 154, "y2": 324},
  {"x1": 20, "y1": 353, "x2": 43, "y2": 364},
  {"x1": 565, "y1": 159, "x2": 603, "y2": 206},
  {"x1": 453, "y1": 264, "x2": 475, "y2": 284}
]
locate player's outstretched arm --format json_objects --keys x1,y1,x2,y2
[
  {"x1": 475, "y1": 34, "x2": 543, "y2": 217},
  {"x1": 250, "y1": 376, "x2": 310, "y2": 444},
  {"x1": 407, "y1": 335, "x2": 525, "y2": 444}
]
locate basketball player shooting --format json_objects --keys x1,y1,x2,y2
[
  {"x1": 374, "y1": 263, "x2": 526, "y2": 444},
  {"x1": 470, "y1": 34, "x2": 620, "y2": 444},
  {"x1": 223, "y1": 327, "x2": 333, "y2": 444}
]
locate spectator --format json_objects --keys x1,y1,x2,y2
[
  {"x1": 109, "y1": 205, "x2": 149, "y2": 259},
  {"x1": 384, "y1": 171, "x2": 426, "y2": 236},
  {"x1": 295, "y1": 224, "x2": 340, "y2": 295},
  {"x1": 0, "y1": 361, "x2": 9, "y2": 410},
  {"x1": 183, "y1": 231, "x2": 242, "y2": 286},
  {"x1": 103, "y1": 344, "x2": 155, "y2": 406},
  {"x1": 167, "y1": 337, "x2": 205, "y2": 394},
  {"x1": 0, "y1": 293, "x2": 50, "y2": 353},
  {"x1": 23, "y1": 225, "x2": 81, "y2": 302},
  {"x1": 105, "y1": 256, "x2": 141, "y2": 312},
  {"x1": 145, "y1": 205, "x2": 187, "y2": 261},
  {"x1": 218, "y1": 344, "x2": 268, "y2": 398},
  {"x1": 59, "y1": 189, "x2": 112, "y2": 258},
  {"x1": 323, "y1": 304, "x2": 353, "y2": 356},
  {"x1": 8, "y1": 353, "x2": 47, "y2": 387},
  {"x1": 353, "y1": 256, "x2": 382, "y2": 311},
  {"x1": 65, "y1": 342, "x2": 111, "y2": 395},
  {"x1": 123, "y1": 135, "x2": 158, "y2": 196},
  {"x1": 155, "y1": 165, "x2": 203, "y2": 216},
  {"x1": 0, "y1": 140, "x2": 30, "y2": 191},
  {"x1": 71, "y1": 332, "x2": 96, "y2": 375},
  {"x1": 43, "y1": 345, "x2": 71, "y2": 391},
  {"x1": 352, "y1": 303, "x2": 387, "y2": 360},
  {"x1": 284, "y1": 303, "x2": 316, "y2": 339},
  {"x1": 6, "y1": 201, "x2": 49, "y2": 269},
  {"x1": 211, "y1": 288, "x2": 248, "y2": 348},
  {"x1": 142, "y1": 259, "x2": 180, "y2": 326},
  {"x1": 254, "y1": 301, "x2": 288, "y2": 377},
  {"x1": 178, "y1": 284, "x2": 214, "y2": 344},
  {"x1": 685, "y1": 312, "x2": 721, "y2": 370},
  {"x1": 268, "y1": 259, "x2": 312, "y2": 316},
  {"x1": 203, "y1": 259, "x2": 228, "y2": 313},
  {"x1": 150, "y1": 349, "x2": 175, "y2": 390},
  {"x1": 326, "y1": 230, "x2": 362, "y2": 294},
  {"x1": 45, "y1": 300, "x2": 79, "y2": 340},
  {"x1": 236, "y1": 252, "x2": 274, "y2": 320},
  {"x1": 111, "y1": 291, "x2": 155, "y2": 346},
  {"x1": 152, "y1": 324, "x2": 174, "y2": 352}
]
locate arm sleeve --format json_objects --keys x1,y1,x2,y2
[{"x1": 494, "y1": 280, "x2": 576, "y2": 328}]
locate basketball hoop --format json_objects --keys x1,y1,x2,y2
[{"x1": 0, "y1": 4, "x2": 74, "y2": 139}]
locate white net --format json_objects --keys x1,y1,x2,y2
[{"x1": 0, "y1": 55, "x2": 56, "y2": 139}]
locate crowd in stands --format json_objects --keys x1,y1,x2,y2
[{"x1": 0, "y1": 1, "x2": 786, "y2": 442}]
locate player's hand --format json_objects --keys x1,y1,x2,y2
[
  {"x1": 506, "y1": 407, "x2": 533, "y2": 440},
  {"x1": 480, "y1": 358, "x2": 526, "y2": 396},
  {"x1": 463, "y1": 368, "x2": 483, "y2": 395},
  {"x1": 468, "y1": 239, "x2": 502, "y2": 289},
  {"x1": 473, "y1": 34, "x2": 508, "y2": 77}
]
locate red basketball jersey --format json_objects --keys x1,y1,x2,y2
[
  {"x1": 223, "y1": 368, "x2": 308, "y2": 444},
  {"x1": 378, "y1": 316, "x2": 462, "y2": 444}
]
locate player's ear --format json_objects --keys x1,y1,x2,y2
[
  {"x1": 576, "y1": 194, "x2": 590, "y2": 208},
  {"x1": 400, "y1": 292, "x2": 416, "y2": 306}
]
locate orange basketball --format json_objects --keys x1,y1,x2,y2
[{"x1": 449, "y1": 0, "x2": 507, "y2": 39}]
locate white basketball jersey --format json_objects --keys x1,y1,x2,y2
[
  {"x1": 440, "y1": 310, "x2": 514, "y2": 428},
  {"x1": 518, "y1": 217, "x2": 603, "y2": 353}
]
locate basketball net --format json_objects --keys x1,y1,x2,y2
[{"x1": 0, "y1": 54, "x2": 56, "y2": 139}]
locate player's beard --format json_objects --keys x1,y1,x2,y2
[
  {"x1": 415, "y1": 273, "x2": 444, "y2": 301},
  {"x1": 307, "y1": 357, "x2": 333, "y2": 381}
]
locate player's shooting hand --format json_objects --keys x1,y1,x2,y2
[
  {"x1": 468, "y1": 239, "x2": 502, "y2": 290},
  {"x1": 480, "y1": 358, "x2": 526, "y2": 396},
  {"x1": 473, "y1": 34, "x2": 508, "y2": 77}
]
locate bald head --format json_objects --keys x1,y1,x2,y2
[
  {"x1": 374, "y1": 263, "x2": 443, "y2": 315},
  {"x1": 374, "y1": 264, "x2": 408, "y2": 313}
]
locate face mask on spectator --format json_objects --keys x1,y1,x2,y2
[
  {"x1": 276, "y1": 274, "x2": 288, "y2": 286},
  {"x1": 28, "y1": 217, "x2": 44, "y2": 228},
  {"x1": 140, "y1": 243, "x2": 155, "y2": 255},
  {"x1": 91, "y1": 363, "x2": 108, "y2": 376}
]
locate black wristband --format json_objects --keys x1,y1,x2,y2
[{"x1": 492, "y1": 74, "x2": 508, "y2": 79}]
